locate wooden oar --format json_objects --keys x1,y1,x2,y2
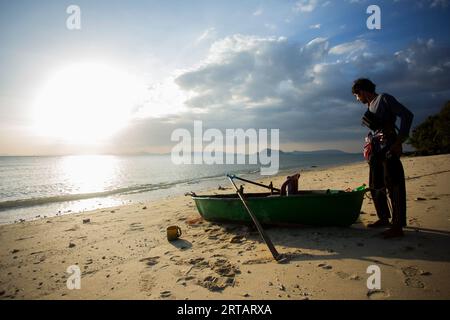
[
  {"x1": 228, "y1": 174, "x2": 280, "y2": 193},
  {"x1": 227, "y1": 175, "x2": 286, "y2": 262}
]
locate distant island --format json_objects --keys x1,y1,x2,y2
[{"x1": 131, "y1": 149, "x2": 356, "y2": 157}]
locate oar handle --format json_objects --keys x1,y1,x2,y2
[
  {"x1": 228, "y1": 176, "x2": 283, "y2": 262},
  {"x1": 227, "y1": 174, "x2": 281, "y2": 193}
]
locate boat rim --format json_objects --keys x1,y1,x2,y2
[{"x1": 192, "y1": 189, "x2": 366, "y2": 200}]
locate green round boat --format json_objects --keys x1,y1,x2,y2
[{"x1": 192, "y1": 189, "x2": 366, "y2": 227}]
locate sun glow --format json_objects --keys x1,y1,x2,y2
[
  {"x1": 60, "y1": 155, "x2": 119, "y2": 194},
  {"x1": 32, "y1": 62, "x2": 145, "y2": 144}
]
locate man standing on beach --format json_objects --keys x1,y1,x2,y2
[{"x1": 352, "y1": 78, "x2": 414, "y2": 238}]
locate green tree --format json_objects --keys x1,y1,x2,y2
[{"x1": 408, "y1": 101, "x2": 450, "y2": 155}]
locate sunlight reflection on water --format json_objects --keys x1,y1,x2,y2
[{"x1": 59, "y1": 155, "x2": 120, "y2": 194}]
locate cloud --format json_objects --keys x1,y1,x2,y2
[
  {"x1": 195, "y1": 27, "x2": 217, "y2": 45},
  {"x1": 414, "y1": 0, "x2": 450, "y2": 8},
  {"x1": 122, "y1": 35, "x2": 450, "y2": 153},
  {"x1": 253, "y1": 8, "x2": 263, "y2": 16},
  {"x1": 294, "y1": 0, "x2": 320, "y2": 13},
  {"x1": 156, "y1": 35, "x2": 353, "y2": 146},
  {"x1": 309, "y1": 24, "x2": 321, "y2": 29},
  {"x1": 175, "y1": 35, "x2": 330, "y2": 111},
  {"x1": 430, "y1": 0, "x2": 449, "y2": 8},
  {"x1": 133, "y1": 76, "x2": 192, "y2": 118},
  {"x1": 329, "y1": 39, "x2": 367, "y2": 56},
  {"x1": 265, "y1": 23, "x2": 277, "y2": 30}
]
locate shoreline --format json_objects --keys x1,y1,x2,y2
[
  {"x1": 1, "y1": 154, "x2": 449, "y2": 300},
  {"x1": 0, "y1": 155, "x2": 365, "y2": 226}
]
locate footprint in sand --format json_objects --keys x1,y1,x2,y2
[
  {"x1": 182, "y1": 257, "x2": 209, "y2": 271},
  {"x1": 367, "y1": 289, "x2": 390, "y2": 300},
  {"x1": 401, "y1": 266, "x2": 427, "y2": 289},
  {"x1": 160, "y1": 291, "x2": 172, "y2": 298},
  {"x1": 199, "y1": 275, "x2": 235, "y2": 292},
  {"x1": 169, "y1": 255, "x2": 181, "y2": 263},
  {"x1": 350, "y1": 274, "x2": 362, "y2": 281},
  {"x1": 336, "y1": 271, "x2": 350, "y2": 280},
  {"x1": 318, "y1": 263, "x2": 333, "y2": 270},
  {"x1": 188, "y1": 257, "x2": 206, "y2": 265},
  {"x1": 402, "y1": 266, "x2": 420, "y2": 277},
  {"x1": 404, "y1": 278, "x2": 425, "y2": 289},
  {"x1": 139, "y1": 273, "x2": 155, "y2": 296},
  {"x1": 210, "y1": 258, "x2": 241, "y2": 278},
  {"x1": 184, "y1": 257, "x2": 241, "y2": 292},
  {"x1": 128, "y1": 222, "x2": 144, "y2": 232},
  {"x1": 140, "y1": 256, "x2": 160, "y2": 267},
  {"x1": 242, "y1": 258, "x2": 272, "y2": 265},
  {"x1": 230, "y1": 235, "x2": 246, "y2": 243}
]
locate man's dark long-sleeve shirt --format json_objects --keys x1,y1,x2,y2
[{"x1": 368, "y1": 93, "x2": 414, "y2": 142}]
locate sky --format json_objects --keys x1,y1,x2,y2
[{"x1": 0, "y1": 0, "x2": 449, "y2": 155}]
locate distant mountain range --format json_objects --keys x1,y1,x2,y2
[
  {"x1": 132, "y1": 149, "x2": 356, "y2": 156},
  {"x1": 283, "y1": 149, "x2": 352, "y2": 155}
]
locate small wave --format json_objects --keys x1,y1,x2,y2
[
  {"x1": 0, "y1": 167, "x2": 268, "y2": 211},
  {"x1": 0, "y1": 173, "x2": 231, "y2": 211},
  {"x1": 0, "y1": 182, "x2": 175, "y2": 211}
]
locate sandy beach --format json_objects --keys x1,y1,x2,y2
[{"x1": 0, "y1": 154, "x2": 449, "y2": 300}]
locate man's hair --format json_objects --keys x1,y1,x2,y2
[{"x1": 352, "y1": 78, "x2": 376, "y2": 94}]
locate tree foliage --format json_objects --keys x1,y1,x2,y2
[{"x1": 408, "y1": 101, "x2": 450, "y2": 155}]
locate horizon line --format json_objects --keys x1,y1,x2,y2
[{"x1": 0, "y1": 149, "x2": 358, "y2": 157}]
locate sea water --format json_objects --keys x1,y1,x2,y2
[{"x1": 0, "y1": 153, "x2": 363, "y2": 224}]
